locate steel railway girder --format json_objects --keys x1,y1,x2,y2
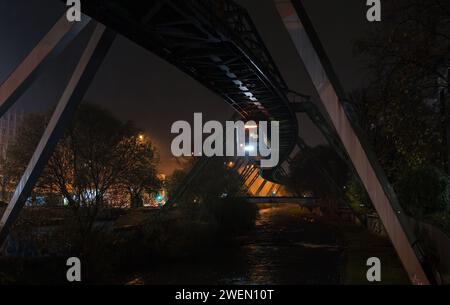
[{"x1": 71, "y1": 0, "x2": 299, "y2": 181}]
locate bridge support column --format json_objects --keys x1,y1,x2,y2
[
  {"x1": 274, "y1": 0, "x2": 430, "y2": 284},
  {"x1": 0, "y1": 21, "x2": 116, "y2": 247},
  {"x1": 0, "y1": 14, "x2": 90, "y2": 117}
]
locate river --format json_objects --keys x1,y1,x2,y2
[{"x1": 134, "y1": 204, "x2": 343, "y2": 284}]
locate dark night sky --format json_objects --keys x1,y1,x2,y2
[{"x1": 0, "y1": 0, "x2": 370, "y2": 174}]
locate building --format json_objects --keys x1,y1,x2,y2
[{"x1": 0, "y1": 105, "x2": 24, "y2": 159}]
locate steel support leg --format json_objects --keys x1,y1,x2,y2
[
  {"x1": 0, "y1": 14, "x2": 90, "y2": 117},
  {"x1": 0, "y1": 23, "x2": 116, "y2": 247},
  {"x1": 274, "y1": 0, "x2": 430, "y2": 284}
]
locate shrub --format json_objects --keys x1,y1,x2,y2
[
  {"x1": 202, "y1": 197, "x2": 258, "y2": 234},
  {"x1": 397, "y1": 166, "x2": 449, "y2": 217},
  {"x1": 345, "y1": 177, "x2": 372, "y2": 216},
  {"x1": 139, "y1": 209, "x2": 219, "y2": 259}
]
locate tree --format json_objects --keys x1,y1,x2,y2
[
  {"x1": 166, "y1": 157, "x2": 257, "y2": 232},
  {"x1": 1, "y1": 113, "x2": 47, "y2": 203},
  {"x1": 179, "y1": 157, "x2": 245, "y2": 205},
  {"x1": 352, "y1": 0, "x2": 450, "y2": 181},
  {"x1": 166, "y1": 168, "x2": 187, "y2": 202},
  {"x1": 397, "y1": 166, "x2": 449, "y2": 217},
  {"x1": 5, "y1": 103, "x2": 160, "y2": 234},
  {"x1": 288, "y1": 145, "x2": 348, "y2": 200},
  {"x1": 118, "y1": 134, "x2": 161, "y2": 208}
]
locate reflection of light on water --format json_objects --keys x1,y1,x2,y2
[
  {"x1": 244, "y1": 244, "x2": 276, "y2": 285},
  {"x1": 294, "y1": 242, "x2": 341, "y2": 251},
  {"x1": 256, "y1": 207, "x2": 276, "y2": 226},
  {"x1": 258, "y1": 208, "x2": 274, "y2": 215},
  {"x1": 132, "y1": 201, "x2": 341, "y2": 284},
  {"x1": 126, "y1": 277, "x2": 145, "y2": 285}
]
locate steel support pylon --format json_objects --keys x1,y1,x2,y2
[
  {"x1": 0, "y1": 17, "x2": 116, "y2": 248},
  {"x1": 274, "y1": 0, "x2": 431, "y2": 284}
]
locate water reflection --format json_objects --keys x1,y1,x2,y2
[{"x1": 136, "y1": 204, "x2": 343, "y2": 284}]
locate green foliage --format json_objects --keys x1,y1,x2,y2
[
  {"x1": 397, "y1": 166, "x2": 450, "y2": 217},
  {"x1": 352, "y1": 0, "x2": 450, "y2": 183},
  {"x1": 0, "y1": 272, "x2": 15, "y2": 284},
  {"x1": 345, "y1": 178, "x2": 372, "y2": 216},
  {"x1": 166, "y1": 169, "x2": 187, "y2": 201}
]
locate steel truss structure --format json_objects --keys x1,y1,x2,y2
[
  {"x1": 0, "y1": 0, "x2": 432, "y2": 284},
  {"x1": 73, "y1": 0, "x2": 299, "y2": 180}
]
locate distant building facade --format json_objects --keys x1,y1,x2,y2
[{"x1": 0, "y1": 105, "x2": 24, "y2": 158}]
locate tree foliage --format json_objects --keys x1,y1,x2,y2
[
  {"x1": 352, "y1": 0, "x2": 450, "y2": 184},
  {"x1": 167, "y1": 157, "x2": 256, "y2": 232},
  {"x1": 4, "y1": 103, "x2": 160, "y2": 217},
  {"x1": 397, "y1": 166, "x2": 449, "y2": 217},
  {"x1": 288, "y1": 145, "x2": 348, "y2": 199}
]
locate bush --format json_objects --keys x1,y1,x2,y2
[
  {"x1": 139, "y1": 209, "x2": 219, "y2": 259},
  {"x1": 0, "y1": 272, "x2": 15, "y2": 284},
  {"x1": 202, "y1": 197, "x2": 258, "y2": 234},
  {"x1": 397, "y1": 166, "x2": 449, "y2": 217},
  {"x1": 345, "y1": 178, "x2": 372, "y2": 216}
]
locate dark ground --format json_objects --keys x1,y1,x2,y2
[{"x1": 0, "y1": 204, "x2": 409, "y2": 284}]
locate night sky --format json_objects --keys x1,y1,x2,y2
[{"x1": 0, "y1": 0, "x2": 370, "y2": 174}]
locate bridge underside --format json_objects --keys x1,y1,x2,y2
[
  {"x1": 0, "y1": 0, "x2": 432, "y2": 285},
  {"x1": 76, "y1": 0, "x2": 298, "y2": 181}
]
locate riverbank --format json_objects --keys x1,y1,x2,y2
[
  {"x1": 126, "y1": 204, "x2": 408, "y2": 285},
  {"x1": 336, "y1": 223, "x2": 409, "y2": 284},
  {"x1": 1, "y1": 204, "x2": 409, "y2": 284}
]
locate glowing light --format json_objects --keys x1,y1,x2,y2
[{"x1": 244, "y1": 145, "x2": 255, "y2": 152}]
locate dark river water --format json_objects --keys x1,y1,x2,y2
[{"x1": 134, "y1": 205, "x2": 343, "y2": 285}]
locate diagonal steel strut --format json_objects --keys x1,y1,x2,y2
[
  {"x1": 0, "y1": 14, "x2": 90, "y2": 117},
  {"x1": 274, "y1": 0, "x2": 431, "y2": 284},
  {"x1": 0, "y1": 21, "x2": 116, "y2": 247}
]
